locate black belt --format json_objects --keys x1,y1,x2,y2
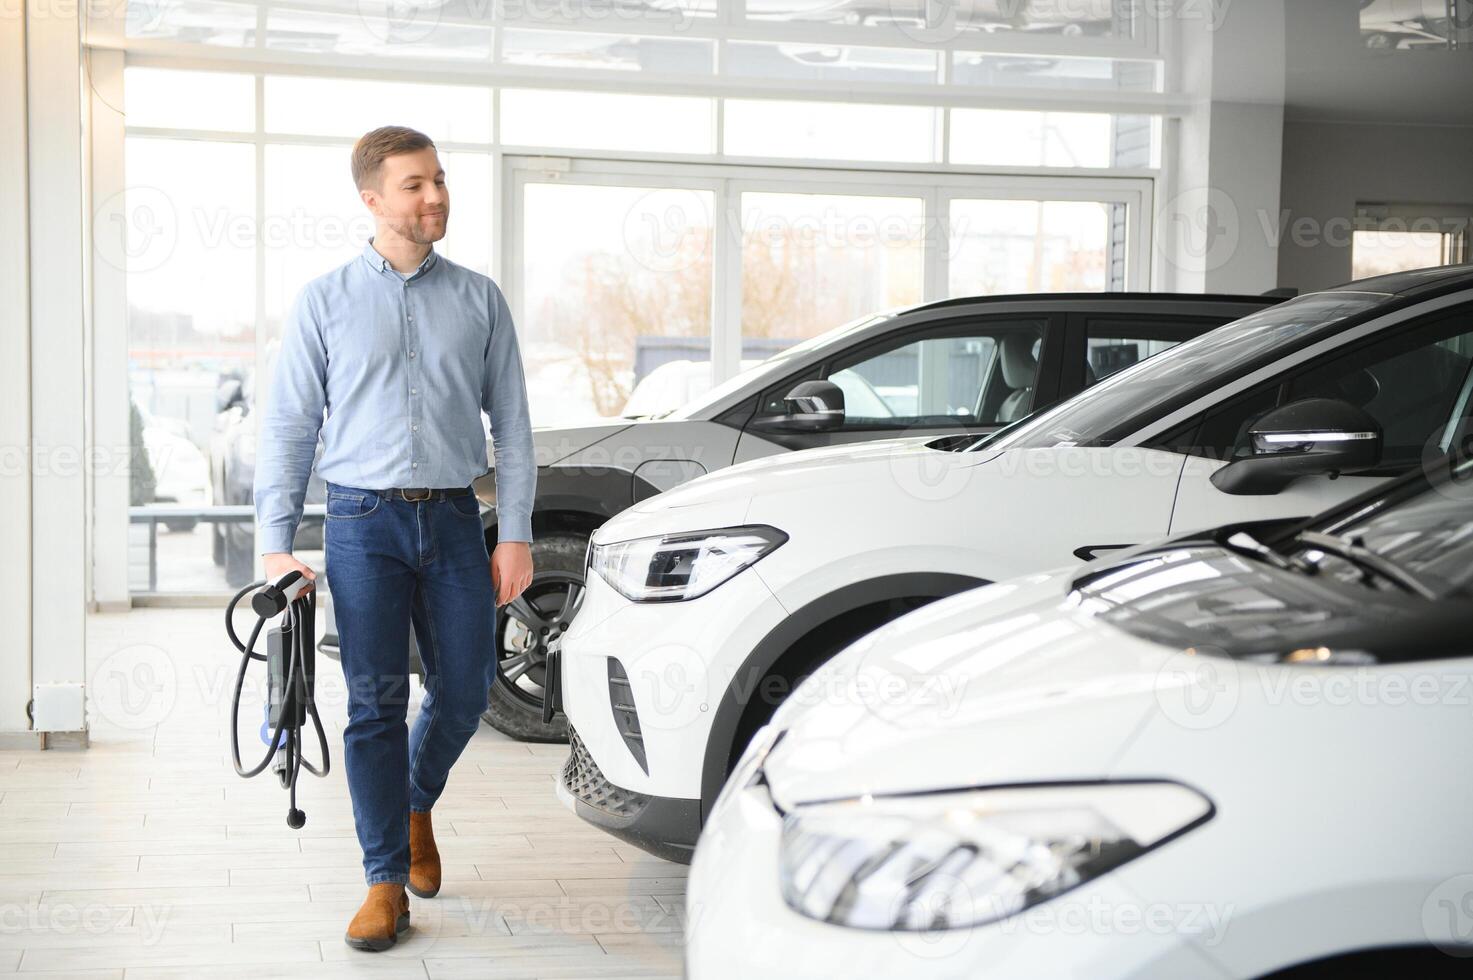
[{"x1": 375, "y1": 487, "x2": 473, "y2": 502}]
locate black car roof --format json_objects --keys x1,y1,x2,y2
[
  {"x1": 1327, "y1": 263, "x2": 1473, "y2": 297},
  {"x1": 906, "y1": 291, "x2": 1277, "y2": 316}
]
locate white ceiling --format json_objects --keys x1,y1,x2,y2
[{"x1": 1282, "y1": 0, "x2": 1473, "y2": 127}]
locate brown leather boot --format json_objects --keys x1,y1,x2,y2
[
  {"x1": 344, "y1": 882, "x2": 410, "y2": 952},
  {"x1": 407, "y1": 809, "x2": 441, "y2": 898}
]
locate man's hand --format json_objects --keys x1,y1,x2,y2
[
  {"x1": 263, "y1": 552, "x2": 317, "y2": 594},
  {"x1": 490, "y1": 542, "x2": 533, "y2": 607}
]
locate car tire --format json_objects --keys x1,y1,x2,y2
[{"x1": 481, "y1": 532, "x2": 587, "y2": 743}]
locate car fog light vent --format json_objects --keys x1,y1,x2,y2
[{"x1": 607, "y1": 658, "x2": 649, "y2": 774}]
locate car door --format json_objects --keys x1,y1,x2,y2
[
  {"x1": 732, "y1": 313, "x2": 1064, "y2": 462},
  {"x1": 1166, "y1": 303, "x2": 1473, "y2": 534}
]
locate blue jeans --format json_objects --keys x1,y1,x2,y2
[{"x1": 323, "y1": 480, "x2": 498, "y2": 886}]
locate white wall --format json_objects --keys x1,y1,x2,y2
[
  {"x1": 0, "y1": 0, "x2": 34, "y2": 736},
  {"x1": 1154, "y1": 0, "x2": 1286, "y2": 296},
  {"x1": 1277, "y1": 120, "x2": 1473, "y2": 292},
  {"x1": 0, "y1": 0, "x2": 92, "y2": 742}
]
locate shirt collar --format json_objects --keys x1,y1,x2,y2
[{"x1": 362, "y1": 237, "x2": 438, "y2": 280}]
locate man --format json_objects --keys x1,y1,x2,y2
[{"x1": 253, "y1": 125, "x2": 536, "y2": 952}]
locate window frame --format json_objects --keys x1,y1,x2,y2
[
  {"x1": 1146, "y1": 303, "x2": 1473, "y2": 472},
  {"x1": 747, "y1": 311, "x2": 1066, "y2": 432}
]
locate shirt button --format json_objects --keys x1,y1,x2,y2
[
  {"x1": 412, "y1": 462, "x2": 418, "y2": 468},
  {"x1": 412, "y1": 424, "x2": 418, "y2": 431},
  {"x1": 409, "y1": 351, "x2": 416, "y2": 358},
  {"x1": 411, "y1": 388, "x2": 417, "y2": 394}
]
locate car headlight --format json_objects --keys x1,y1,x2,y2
[
  {"x1": 708, "y1": 724, "x2": 784, "y2": 822},
  {"x1": 590, "y1": 525, "x2": 787, "y2": 602},
  {"x1": 779, "y1": 781, "x2": 1212, "y2": 931}
]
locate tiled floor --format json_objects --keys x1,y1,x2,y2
[{"x1": 0, "y1": 606, "x2": 686, "y2": 978}]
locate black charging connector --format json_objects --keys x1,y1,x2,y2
[{"x1": 226, "y1": 573, "x2": 329, "y2": 828}]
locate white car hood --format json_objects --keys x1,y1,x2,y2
[
  {"x1": 761, "y1": 568, "x2": 1177, "y2": 808},
  {"x1": 600, "y1": 435, "x2": 999, "y2": 538}
]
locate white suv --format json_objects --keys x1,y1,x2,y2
[
  {"x1": 557, "y1": 265, "x2": 1473, "y2": 862},
  {"x1": 686, "y1": 454, "x2": 1473, "y2": 978}
]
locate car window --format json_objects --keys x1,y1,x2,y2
[
  {"x1": 1087, "y1": 336, "x2": 1178, "y2": 384},
  {"x1": 984, "y1": 291, "x2": 1385, "y2": 451},
  {"x1": 824, "y1": 321, "x2": 1047, "y2": 429},
  {"x1": 1082, "y1": 317, "x2": 1221, "y2": 386},
  {"x1": 666, "y1": 312, "x2": 888, "y2": 420},
  {"x1": 1171, "y1": 309, "x2": 1473, "y2": 466}
]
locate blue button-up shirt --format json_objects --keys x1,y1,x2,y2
[{"x1": 253, "y1": 238, "x2": 536, "y2": 555}]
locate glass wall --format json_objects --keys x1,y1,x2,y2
[{"x1": 118, "y1": 0, "x2": 1166, "y2": 594}]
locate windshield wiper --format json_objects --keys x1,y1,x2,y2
[
  {"x1": 1220, "y1": 531, "x2": 1311, "y2": 573},
  {"x1": 1294, "y1": 530, "x2": 1438, "y2": 600}
]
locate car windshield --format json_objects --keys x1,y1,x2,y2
[
  {"x1": 976, "y1": 291, "x2": 1388, "y2": 451},
  {"x1": 1304, "y1": 460, "x2": 1473, "y2": 593},
  {"x1": 664, "y1": 312, "x2": 891, "y2": 420},
  {"x1": 1074, "y1": 457, "x2": 1473, "y2": 663}
]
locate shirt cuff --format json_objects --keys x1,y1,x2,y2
[
  {"x1": 496, "y1": 513, "x2": 534, "y2": 544},
  {"x1": 259, "y1": 524, "x2": 298, "y2": 556}
]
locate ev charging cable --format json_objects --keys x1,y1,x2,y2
[{"x1": 225, "y1": 570, "x2": 330, "y2": 828}]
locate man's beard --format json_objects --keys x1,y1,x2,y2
[{"x1": 386, "y1": 212, "x2": 447, "y2": 244}]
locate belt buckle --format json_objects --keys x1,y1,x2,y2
[{"x1": 403, "y1": 487, "x2": 432, "y2": 502}]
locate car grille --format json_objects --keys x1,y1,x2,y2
[
  {"x1": 606, "y1": 657, "x2": 649, "y2": 774},
  {"x1": 563, "y1": 727, "x2": 650, "y2": 820}
]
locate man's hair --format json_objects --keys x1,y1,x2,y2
[{"x1": 351, "y1": 126, "x2": 435, "y2": 192}]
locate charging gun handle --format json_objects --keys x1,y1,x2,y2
[{"x1": 250, "y1": 570, "x2": 312, "y2": 618}]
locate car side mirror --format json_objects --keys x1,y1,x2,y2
[
  {"x1": 776, "y1": 379, "x2": 845, "y2": 432},
  {"x1": 1210, "y1": 397, "x2": 1381, "y2": 495}
]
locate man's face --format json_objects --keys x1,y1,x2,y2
[{"x1": 365, "y1": 147, "x2": 449, "y2": 243}]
